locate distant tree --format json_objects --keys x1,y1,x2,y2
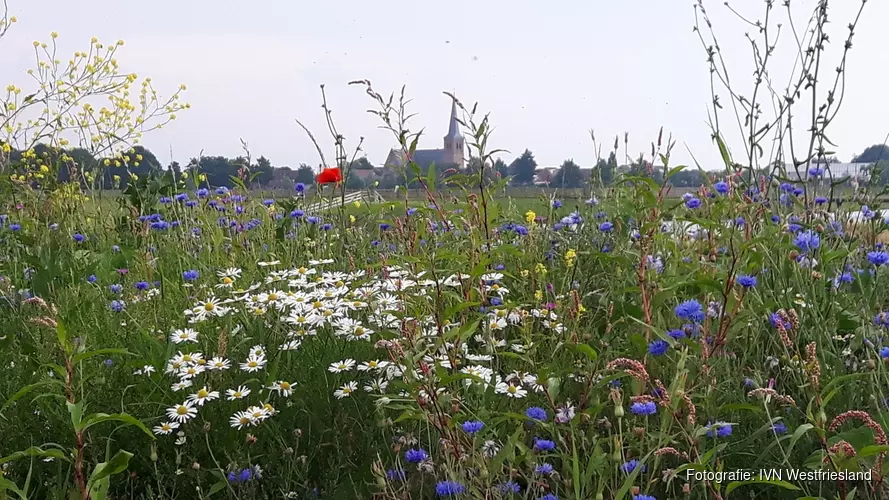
[
  {"x1": 351, "y1": 157, "x2": 375, "y2": 170},
  {"x1": 509, "y1": 149, "x2": 537, "y2": 186},
  {"x1": 853, "y1": 145, "x2": 889, "y2": 164},
  {"x1": 551, "y1": 158, "x2": 583, "y2": 188},
  {"x1": 493, "y1": 158, "x2": 509, "y2": 180},
  {"x1": 346, "y1": 173, "x2": 365, "y2": 189},
  {"x1": 294, "y1": 163, "x2": 315, "y2": 186},
  {"x1": 670, "y1": 169, "x2": 705, "y2": 187}
]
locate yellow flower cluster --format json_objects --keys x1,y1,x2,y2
[
  {"x1": 564, "y1": 249, "x2": 577, "y2": 267},
  {"x1": 535, "y1": 263, "x2": 547, "y2": 276},
  {"x1": 525, "y1": 210, "x2": 536, "y2": 225}
]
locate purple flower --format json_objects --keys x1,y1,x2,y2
[
  {"x1": 648, "y1": 340, "x2": 669, "y2": 356},
  {"x1": 386, "y1": 469, "x2": 405, "y2": 481},
  {"x1": 535, "y1": 463, "x2": 554, "y2": 475},
  {"x1": 404, "y1": 448, "x2": 428, "y2": 463},
  {"x1": 533, "y1": 438, "x2": 556, "y2": 451},
  {"x1": 736, "y1": 275, "x2": 757, "y2": 288},
  {"x1": 109, "y1": 300, "x2": 125, "y2": 312},
  {"x1": 868, "y1": 251, "x2": 889, "y2": 266},
  {"x1": 714, "y1": 181, "x2": 729, "y2": 194},
  {"x1": 705, "y1": 421, "x2": 733, "y2": 438},
  {"x1": 134, "y1": 281, "x2": 149, "y2": 291},
  {"x1": 73, "y1": 233, "x2": 85, "y2": 243},
  {"x1": 630, "y1": 401, "x2": 657, "y2": 416},
  {"x1": 435, "y1": 480, "x2": 465, "y2": 497},
  {"x1": 685, "y1": 198, "x2": 701, "y2": 209},
  {"x1": 599, "y1": 222, "x2": 614, "y2": 232},
  {"x1": 526, "y1": 407, "x2": 547, "y2": 421},
  {"x1": 183, "y1": 270, "x2": 200, "y2": 281},
  {"x1": 552, "y1": 199, "x2": 562, "y2": 209},
  {"x1": 461, "y1": 420, "x2": 484, "y2": 434},
  {"x1": 620, "y1": 459, "x2": 645, "y2": 474},
  {"x1": 674, "y1": 299, "x2": 704, "y2": 323}
]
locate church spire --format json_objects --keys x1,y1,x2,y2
[{"x1": 445, "y1": 99, "x2": 461, "y2": 140}]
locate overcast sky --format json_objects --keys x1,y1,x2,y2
[{"x1": 2, "y1": 0, "x2": 887, "y2": 170}]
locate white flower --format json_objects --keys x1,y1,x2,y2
[
  {"x1": 225, "y1": 385, "x2": 251, "y2": 401},
  {"x1": 240, "y1": 355, "x2": 267, "y2": 373},
  {"x1": 358, "y1": 360, "x2": 390, "y2": 372},
  {"x1": 269, "y1": 380, "x2": 296, "y2": 397},
  {"x1": 170, "y1": 328, "x2": 199, "y2": 344},
  {"x1": 187, "y1": 386, "x2": 220, "y2": 406},
  {"x1": 334, "y1": 381, "x2": 358, "y2": 399},
  {"x1": 364, "y1": 378, "x2": 389, "y2": 393},
  {"x1": 482, "y1": 440, "x2": 500, "y2": 458},
  {"x1": 495, "y1": 381, "x2": 528, "y2": 398},
  {"x1": 218, "y1": 267, "x2": 242, "y2": 279},
  {"x1": 245, "y1": 405, "x2": 271, "y2": 423},
  {"x1": 134, "y1": 364, "x2": 155, "y2": 376},
  {"x1": 258, "y1": 260, "x2": 281, "y2": 267},
  {"x1": 166, "y1": 401, "x2": 198, "y2": 423},
  {"x1": 171, "y1": 380, "x2": 193, "y2": 392},
  {"x1": 153, "y1": 421, "x2": 180, "y2": 435},
  {"x1": 230, "y1": 411, "x2": 253, "y2": 430},
  {"x1": 328, "y1": 359, "x2": 356, "y2": 373},
  {"x1": 178, "y1": 365, "x2": 206, "y2": 379},
  {"x1": 208, "y1": 357, "x2": 230, "y2": 370},
  {"x1": 487, "y1": 317, "x2": 507, "y2": 331},
  {"x1": 279, "y1": 339, "x2": 302, "y2": 351}
]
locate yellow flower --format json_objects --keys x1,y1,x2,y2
[
  {"x1": 353, "y1": 200, "x2": 361, "y2": 208},
  {"x1": 113, "y1": 175, "x2": 120, "y2": 182},
  {"x1": 1, "y1": 143, "x2": 11, "y2": 153},
  {"x1": 564, "y1": 248, "x2": 577, "y2": 266},
  {"x1": 39, "y1": 165, "x2": 49, "y2": 173},
  {"x1": 198, "y1": 174, "x2": 207, "y2": 182},
  {"x1": 50, "y1": 32, "x2": 59, "y2": 39},
  {"x1": 349, "y1": 215, "x2": 356, "y2": 224},
  {"x1": 535, "y1": 263, "x2": 547, "y2": 276},
  {"x1": 103, "y1": 159, "x2": 110, "y2": 166},
  {"x1": 534, "y1": 290, "x2": 543, "y2": 301},
  {"x1": 578, "y1": 304, "x2": 587, "y2": 315},
  {"x1": 525, "y1": 210, "x2": 536, "y2": 224},
  {"x1": 9, "y1": 16, "x2": 16, "y2": 23},
  {"x1": 520, "y1": 269, "x2": 529, "y2": 278}
]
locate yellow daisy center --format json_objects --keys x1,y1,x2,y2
[{"x1": 176, "y1": 406, "x2": 188, "y2": 415}]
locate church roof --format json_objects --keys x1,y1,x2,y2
[
  {"x1": 385, "y1": 148, "x2": 455, "y2": 169},
  {"x1": 444, "y1": 100, "x2": 462, "y2": 140}
]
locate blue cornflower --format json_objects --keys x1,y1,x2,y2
[
  {"x1": 793, "y1": 230, "x2": 820, "y2": 253},
  {"x1": 73, "y1": 233, "x2": 85, "y2": 243},
  {"x1": 736, "y1": 275, "x2": 757, "y2": 288},
  {"x1": 461, "y1": 420, "x2": 484, "y2": 434},
  {"x1": 87, "y1": 274, "x2": 97, "y2": 283},
  {"x1": 744, "y1": 378, "x2": 756, "y2": 388},
  {"x1": 380, "y1": 223, "x2": 390, "y2": 231},
  {"x1": 49, "y1": 223, "x2": 59, "y2": 230},
  {"x1": 815, "y1": 196, "x2": 828, "y2": 205},
  {"x1": 868, "y1": 251, "x2": 889, "y2": 266},
  {"x1": 533, "y1": 438, "x2": 556, "y2": 452},
  {"x1": 770, "y1": 214, "x2": 780, "y2": 223},
  {"x1": 498, "y1": 481, "x2": 521, "y2": 494},
  {"x1": 552, "y1": 199, "x2": 562, "y2": 209},
  {"x1": 674, "y1": 299, "x2": 704, "y2": 323},
  {"x1": 599, "y1": 222, "x2": 613, "y2": 232},
  {"x1": 109, "y1": 284, "x2": 122, "y2": 294},
  {"x1": 808, "y1": 166, "x2": 824, "y2": 177},
  {"x1": 404, "y1": 448, "x2": 428, "y2": 463},
  {"x1": 648, "y1": 340, "x2": 669, "y2": 356},
  {"x1": 109, "y1": 300, "x2": 125, "y2": 312},
  {"x1": 535, "y1": 463, "x2": 554, "y2": 475},
  {"x1": 685, "y1": 197, "x2": 701, "y2": 209},
  {"x1": 539, "y1": 495, "x2": 559, "y2": 500},
  {"x1": 134, "y1": 281, "x2": 149, "y2": 291},
  {"x1": 159, "y1": 196, "x2": 172, "y2": 204},
  {"x1": 772, "y1": 422, "x2": 788, "y2": 435},
  {"x1": 175, "y1": 193, "x2": 189, "y2": 202},
  {"x1": 295, "y1": 182, "x2": 306, "y2": 193},
  {"x1": 291, "y1": 209, "x2": 305, "y2": 218},
  {"x1": 435, "y1": 480, "x2": 465, "y2": 497},
  {"x1": 196, "y1": 188, "x2": 209, "y2": 198},
  {"x1": 667, "y1": 329, "x2": 686, "y2": 340},
  {"x1": 407, "y1": 207, "x2": 418, "y2": 216},
  {"x1": 321, "y1": 223, "x2": 333, "y2": 231},
  {"x1": 631, "y1": 401, "x2": 657, "y2": 416},
  {"x1": 386, "y1": 469, "x2": 405, "y2": 481},
  {"x1": 8, "y1": 223, "x2": 21, "y2": 231},
  {"x1": 238, "y1": 468, "x2": 252, "y2": 482},
  {"x1": 633, "y1": 495, "x2": 657, "y2": 500},
  {"x1": 705, "y1": 421, "x2": 733, "y2": 438},
  {"x1": 526, "y1": 407, "x2": 548, "y2": 421},
  {"x1": 183, "y1": 269, "x2": 200, "y2": 281},
  {"x1": 714, "y1": 181, "x2": 729, "y2": 194},
  {"x1": 227, "y1": 471, "x2": 237, "y2": 482},
  {"x1": 620, "y1": 459, "x2": 646, "y2": 474},
  {"x1": 880, "y1": 347, "x2": 889, "y2": 359}
]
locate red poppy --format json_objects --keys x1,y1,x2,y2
[{"x1": 316, "y1": 167, "x2": 343, "y2": 184}]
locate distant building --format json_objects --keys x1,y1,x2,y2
[
  {"x1": 534, "y1": 167, "x2": 559, "y2": 186},
  {"x1": 384, "y1": 99, "x2": 465, "y2": 171},
  {"x1": 786, "y1": 162, "x2": 872, "y2": 182}
]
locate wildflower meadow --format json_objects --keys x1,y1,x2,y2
[{"x1": 2, "y1": 1, "x2": 889, "y2": 499}]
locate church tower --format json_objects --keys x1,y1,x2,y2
[{"x1": 442, "y1": 100, "x2": 464, "y2": 167}]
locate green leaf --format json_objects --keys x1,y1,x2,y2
[
  {"x1": 72, "y1": 348, "x2": 133, "y2": 364},
  {"x1": 80, "y1": 413, "x2": 154, "y2": 439},
  {"x1": 67, "y1": 400, "x2": 84, "y2": 430},
  {"x1": 725, "y1": 478, "x2": 800, "y2": 496},
  {"x1": 1, "y1": 379, "x2": 64, "y2": 413},
  {"x1": 87, "y1": 450, "x2": 133, "y2": 487},
  {"x1": 0, "y1": 446, "x2": 68, "y2": 466},
  {"x1": 858, "y1": 444, "x2": 889, "y2": 458},
  {"x1": 786, "y1": 423, "x2": 815, "y2": 456},
  {"x1": 666, "y1": 164, "x2": 688, "y2": 179},
  {"x1": 207, "y1": 480, "x2": 228, "y2": 497},
  {"x1": 56, "y1": 320, "x2": 69, "y2": 354},
  {"x1": 569, "y1": 343, "x2": 598, "y2": 362},
  {"x1": 0, "y1": 477, "x2": 27, "y2": 499}
]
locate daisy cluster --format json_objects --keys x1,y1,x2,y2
[{"x1": 149, "y1": 261, "x2": 573, "y2": 438}]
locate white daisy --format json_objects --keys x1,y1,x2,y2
[
  {"x1": 170, "y1": 328, "x2": 199, "y2": 344},
  {"x1": 334, "y1": 381, "x2": 358, "y2": 399},
  {"x1": 153, "y1": 421, "x2": 180, "y2": 435},
  {"x1": 358, "y1": 360, "x2": 390, "y2": 372},
  {"x1": 239, "y1": 355, "x2": 267, "y2": 373},
  {"x1": 269, "y1": 380, "x2": 296, "y2": 397},
  {"x1": 171, "y1": 380, "x2": 193, "y2": 392},
  {"x1": 328, "y1": 359, "x2": 356, "y2": 373},
  {"x1": 166, "y1": 401, "x2": 198, "y2": 423},
  {"x1": 229, "y1": 411, "x2": 253, "y2": 430},
  {"x1": 207, "y1": 357, "x2": 231, "y2": 370},
  {"x1": 187, "y1": 386, "x2": 220, "y2": 406},
  {"x1": 495, "y1": 381, "x2": 528, "y2": 398},
  {"x1": 225, "y1": 385, "x2": 251, "y2": 401},
  {"x1": 279, "y1": 339, "x2": 302, "y2": 351}
]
